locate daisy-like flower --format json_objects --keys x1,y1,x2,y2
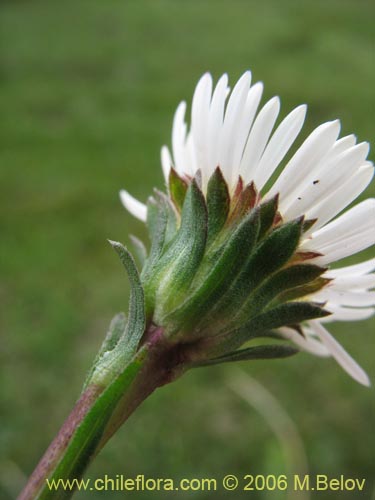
[
  {"x1": 19, "y1": 72, "x2": 375, "y2": 500},
  {"x1": 120, "y1": 71, "x2": 374, "y2": 386}
]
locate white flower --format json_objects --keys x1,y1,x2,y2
[{"x1": 120, "y1": 71, "x2": 375, "y2": 386}]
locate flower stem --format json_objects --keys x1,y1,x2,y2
[
  {"x1": 18, "y1": 384, "x2": 104, "y2": 500},
  {"x1": 18, "y1": 327, "x2": 181, "y2": 500}
]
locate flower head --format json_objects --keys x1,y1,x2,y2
[{"x1": 120, "y1": 71, "x2": 374, "y2": 386}]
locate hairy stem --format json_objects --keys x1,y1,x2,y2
[
  {"x1": 18, "y1": 384, "x2": 104, "y2": 500},
  {"x1": 18, "y1": 326, "x2": 183, "y2": 500}
]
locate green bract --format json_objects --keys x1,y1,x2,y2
[
  {"x1": 117, "y1": 168, "x2": 331, "y2": 368},
  {"x1": 119, "y1": 71, "x2": 374, "y2": 387}
]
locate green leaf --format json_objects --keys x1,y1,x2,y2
[
  {"x1": 257, "y1": 194, "x2": 279, "y2": 240},
  {"x1": 232, "y1": 217, "x2": 304, "y2": 301},
  {"x1": 164, "y1": 207, "x2": 260, "y2": 335},
  {"x1": 141, "y1": 193, "x2": 179, "y2": 318},
  {"x1": 206, "y1": 167, "x2": 230, "y2": 243},
  {"x1": 227, "y1": 181, "x2": 258, "y2": 225},
  {"x1": 99, "y1": 313, "x2": 127, "y2": 354},
  {"x1": 226, "y1": 301, "x2": 330, "y2": 349},
  {"x1": 152, "y1": 180, "x2": 208, "y2": 318},
  {"x1": 146, "y1": 190, "x2": 178, "y2": 245},
  {"x1": 278, "y1": 276, "x2": 331, "y2": 302},
  {"x1": 194, "y1": 344, "x2": 299, "y2": 367},
  {"x1": 144, "y1": 195, "x2": 168, "y2": 268},
  {"x1": 82, "y1": 313, "x2": 127, "y2": 391},
  {"x1": 162, "y1": 193, "x2": 179, "y2": 246},
  {"x1": 109, "y1": 241, "x2": 145, "y2": 358},
  {"x1": 168, "y1": 168, "x2": 188, "y2": 211},
  {"x1": 139, "y1": 196, "x2": 169, "y2": 317},
  {"x1": 302, "y1": 218, "x2": 317, "y2": 233},
  {"x1": 205, "y1": 217, "x2": 304, "y2": 328},
  {"x1": 240, "y1": 263, "x2": 326, "y2": 317},
  {"x1": 145, "y1": 195, "x2": 160, "y2": 241},
  {"x1": 83, "y1": 242, "x2": 144, "y2": 386},
  {"x1": 246, "y1": 217, "x2": 304, "y2": 283}
]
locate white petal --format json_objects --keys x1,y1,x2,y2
[
  {"x1": 327, "y1": 274, "x2": 375, "y2": 291},
  {"x1": 161, "y1": 146, "x2": 173, "y2": 182},
  {"x1": 303, "y1": 199, "x2": 375, "y2": 264},
  {"x1": 268, "y1": 120, "x2": 341, "y2": 209},
  {"x1": 207, "y1": 74, "x2": 229, "y2": 172},
  {"x1": 253, "y1": 104, "x2": 307, "y2": 190},
  {"x1": 314, "y1": 233, "x2": 375, "y2": 266},
  {"x1": 218, "y1": 71, "x2": 252, "y2": 181},
  {"x1": 284, "y1": 142, "x2": 370, "y2": 220},
  {"x1": 239, "y1": 96, "x2": 280, "y2": 183},
  {"x1": 185, "y1": 132, "x2": 197, "y2": 175},
  {"x1": 322, "y1": 303, "x2": 374, "y2": 322},
  {"x1": 229, "y1": 81, "x2": 264, "y2": 183},
  {"x1": 277, "y1": 327, "x2": 330, "y2": 357},
  {"x1": 309, "y1": 321, "x2": 370, "y2": 386},
  {"x1": 313, "y1": 289, "x2": 375, "y2": 307},
  {"x1": 326, "y1": 258, "x2": 375, "y2": 278},
  {"x1": 304, "y1": 164, "x2": 374, "y2": 233},
  {"x1": 119, "y1": 190, "x2": 147, "y2": 222},
  {"x1": 191, "y1": 73, "x2": 213, "y2": 180},
  {"x1": 322, "y1": 134, "x2": 356, "y2": 162},
  {"x1": 172, "y1": 101, "x2": 187, "y2": 174},
  {"x1": 286, "y1": 134, "x2": 358, "y2": 208}
]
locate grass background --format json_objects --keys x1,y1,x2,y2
[{"x1": 1, "y1": 1, "x2": 374, "y2": 499}]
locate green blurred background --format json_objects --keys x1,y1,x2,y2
[{"x1": 1, "y1": 1, "x2": 374, "y2": 499}]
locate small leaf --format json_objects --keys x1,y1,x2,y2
[
  {"x1": 165, "y1": 207, "x2": 260, "y2": 334},
  {"x1": 229, "y1": 301, "x2": 330, "y2": 349},
  {"x1": 148, "y1": 193, "x2": 168, "y2": 247},
  {"x1": 209, "y1": 217, "x2": 304, "y2": 325},
  {"x1": 146, "y1": 190, "x2": 178, "y2": 244},
  {"x1": 278, "y1": 277, "x2": 331, "y2": 302},
  {"x1": 250, "y1": 301, "x2": 330, "y2": 332},
  {"x1": 82, "y1": 313, "x2": 127, "y2": 391},
  {"x1": 160, "y1": 193, "x2": 179, "y2": 246},
  {"x1": 290, "y1": 250, "x2": 323, "y2": 263},
  {"x1": 257, "y1": 194, "x2": 279, "y2": 240},
  {"x1": 206, "y1": 167, "x2": 230, "y2": 243},
  {"x1": 194, "y1": 169, "x2": 203, "y2": 189},
  {"x1": 98, "y1": 313, "x2": 126, "y2": 355},
  {"x1": 232, "y1": 176, "x2": 244, "y2": 201},
  {"x1": 109, "y1": 241, "x2": 145, "y2": 359},
  {"x1": 152, "y1": 181, "x2": 208, "y2": 318},
  {"x1": 227, "y1": 181, "x2": 258, "y2": 225},
  {"x1": 194, "y1": 344, "x2": 299, "y2": 367},
  {"x1": 169, "y1": 168, "x2": 188, "y2": 211},
  {"x1": 141, "y1": 193, "x2": 171, "y2": 287},
  {"x1": 145, "y1": 195, "x2": 160, "y2": 242},
  {"x1": 302, "y1": 218, "x2": 317, "y2": 233},
  {"x1": 247, "y1": 217, "x2": 304, "y2": 283},
  {"x1": 240, "y1": 263, "x2": 326, "y2": 317}
]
